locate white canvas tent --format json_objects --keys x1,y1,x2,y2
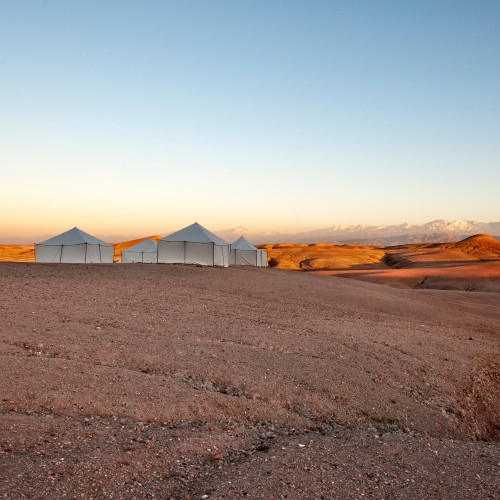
[
  {"x1": 35, "y1": 227, "x2": 114, "y2": 263},
  {"x1": 157, "y1": 222, "x2": 230, "y2": 267},
  {"x1": 121, "y1": 238, "x2": 158, "y2": 263},
  {"x1": 230, "y1": 236, "x2": 267, "y2": 266}
]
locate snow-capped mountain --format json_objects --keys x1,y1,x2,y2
[{"x1": 218, "y1": 220, "x2": 500, "y2": 245}]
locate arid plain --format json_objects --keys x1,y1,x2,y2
[{"x1": 0, "y1": 235, "x2": 499, "y2": 498}]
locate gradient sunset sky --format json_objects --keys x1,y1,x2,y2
[{"x1": 1, "y1": 0, "x2": 499, "y2": 242}]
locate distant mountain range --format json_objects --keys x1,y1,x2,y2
[
  {"x1": 217, "y1": 220, "x2": 500, "y2": 246},
  {"x1": 4, "y1": 219, "x2": 499, "y2": 246}
]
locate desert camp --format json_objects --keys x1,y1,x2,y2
[{"x1": 34, "y1": 224, "x2": 269, "y2": 267}]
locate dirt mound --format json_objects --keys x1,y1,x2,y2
[
  {"x1": 458, "y1": 234, "x2": 500, "y2": 248},
  {"x1": 454, "y1": 234, "x2": 500, "y2": 261},
  {"x1": 456, "y1": 234, "x2": 500, "y2": 255}
]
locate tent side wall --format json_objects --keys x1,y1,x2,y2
[
  {"x1": 86, "y1": 244, "x2": 101, "y2": 263},
  {"x1": 231, "y1": 249, "x2": 258, "y2": 266},
  {"x1": 158, "y1": 241, "x2": 185, "y2": 263},
  {"x1": 185, "y1": 242, "x2": 213, "y2": 265},
  {"x1": 122, "y1": 250, "x2": 157, "y2": 263},
  {"x1": 158, "y1": 241, "x2": 229, "y2": 266},
  {"x1": 122, "y1": 251, "x2": 141, "y2": 263},
  {"x1": 158, "y1": 241, "x2": 212, "y2": 265},
  {"x1": 85, "y1": 244, "x2": 113, "y2": 263},
  {"x1": 260, "y1": 250, "x2": 267, "y2": 267},
  {"x1": 36, "y1": 244, "x2": 63, "y2": 263},
  {"x1": 141, "y1": 251, "x2": 158, "y2": 264},
  {"x1": 214, "y1": 244, "x2": 229, "y2": 267},
  {"x1": 214, "y1": 244, "x2": 223, "y2": 266},
  {"x1": 36, "y1": 243, "x2": 113, "y2": 263},
  {"x1": 61, "y1": 244, "x2": 87, "y2": 263},
  {"x1": 99, "y1": 245, "x2": 114, "y2": 263}
]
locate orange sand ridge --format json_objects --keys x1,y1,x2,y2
[{"x1": 259, "y1": 234, "x2": 500, "y2": 292}]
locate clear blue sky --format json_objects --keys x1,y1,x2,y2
[{"x1": 1, "y1": 0, "x2": 499, "y2": 241}]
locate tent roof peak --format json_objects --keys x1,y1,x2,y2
[
  {"x1": 160, "y1": 222, "x2": 228, "y2": 245},
  {"x1": 37, "y1": 227, "x2": 111, "y2": 246}
]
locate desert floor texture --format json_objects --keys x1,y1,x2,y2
[{"x1": 0, "y1": 259, "x2": 499, "y2": 499}]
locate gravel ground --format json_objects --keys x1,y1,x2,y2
[{"x1": 0, "y1": 263, "x2": 498, "y2": 499}]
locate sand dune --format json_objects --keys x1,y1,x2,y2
[
  {"x1": 0, "y1": 244, "x2": 35, "y2": 262},
  {"x1": 458, "y1": 233, "x2": 500, "y2": 248},
  {"x1": 266, "y1": 244, "x2": 386, "y2": 271},
  {"x1": 261, "y1": 234, "x2": 500, "y2": 292}
]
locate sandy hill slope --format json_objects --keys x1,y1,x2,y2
[
  {"x1": 457, "y1": 233, "x2": 500, "y2": 247},
  {"x1": 261, "y1": 235, "x2": 500, "y2": 292},
  {"x1": 263, "y1": 243, "x2": 386, "y2": 271},
  {"x1": 454, "y1": 234, "x2": 500, "y2": 257},
  {"x1": 0, "y1": 263, "x2": 498, "y2": 498},
  {"x1": 0, "y1": 245, "x2": 35, "y2": 262}
]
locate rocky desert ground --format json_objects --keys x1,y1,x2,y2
[{"x1": 0, "y1": 236, "x2": 499, "y2": 498}]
